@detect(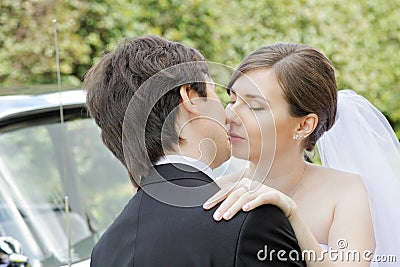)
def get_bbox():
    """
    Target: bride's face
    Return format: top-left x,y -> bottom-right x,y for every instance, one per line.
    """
226,68 -> 297,163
